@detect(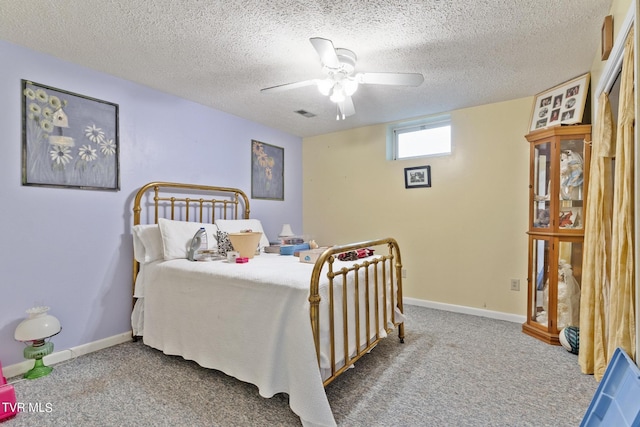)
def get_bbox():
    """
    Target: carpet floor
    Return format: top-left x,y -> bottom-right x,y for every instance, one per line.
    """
4,305 -> 598,426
